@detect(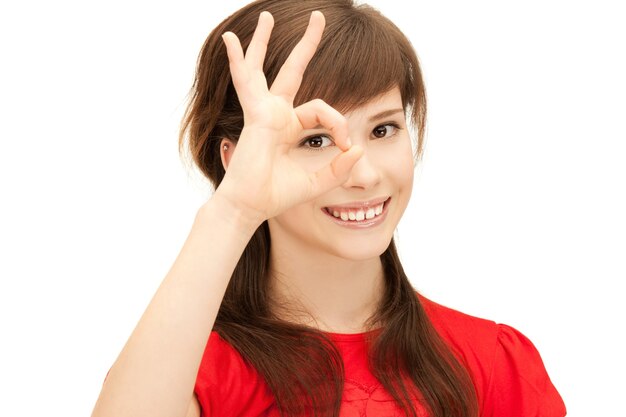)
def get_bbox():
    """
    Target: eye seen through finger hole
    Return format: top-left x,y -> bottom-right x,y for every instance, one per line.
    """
301,135 -> 334,151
